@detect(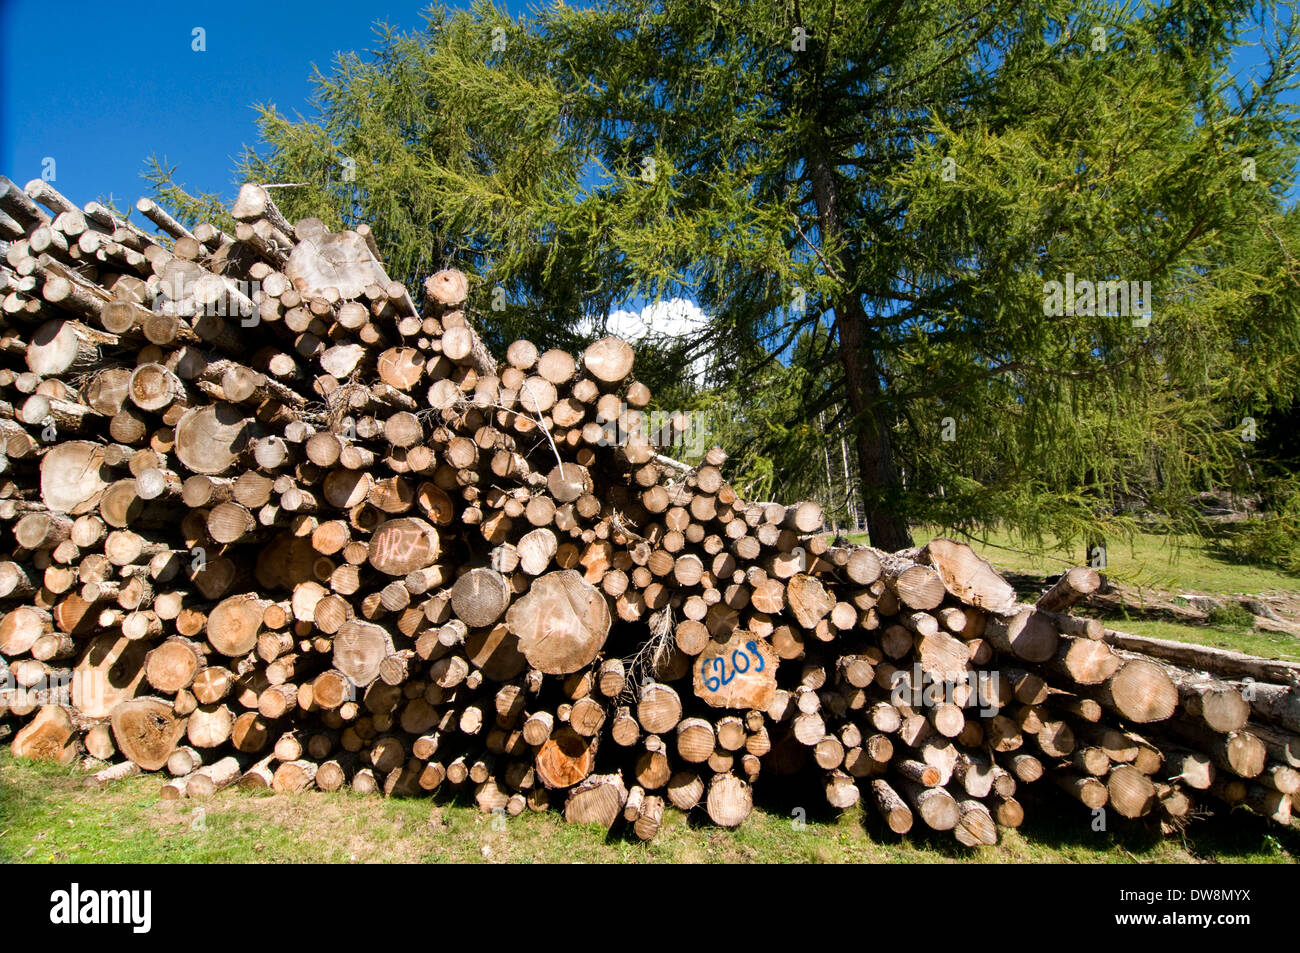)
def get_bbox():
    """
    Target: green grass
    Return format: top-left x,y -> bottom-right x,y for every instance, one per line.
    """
845,526 -> 1300,660
1103,618 -> 1300,659
0,754 -> 1296,864
901,525 -> 1300,596
5,525 -> 1299,865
